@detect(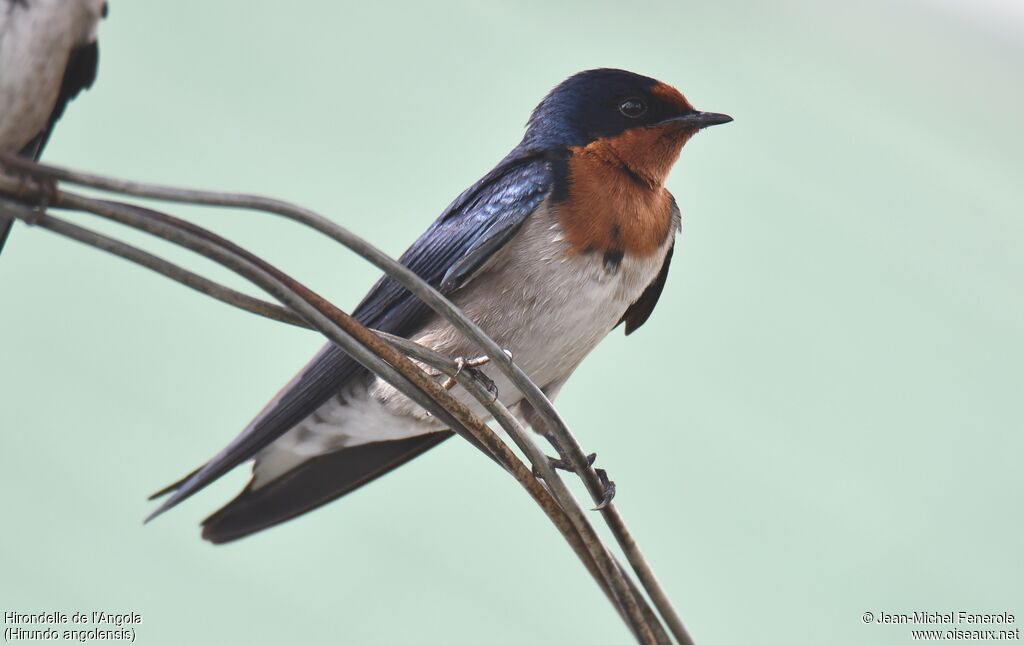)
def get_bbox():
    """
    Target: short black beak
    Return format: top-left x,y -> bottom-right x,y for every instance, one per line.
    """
656,111 -> 733,129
